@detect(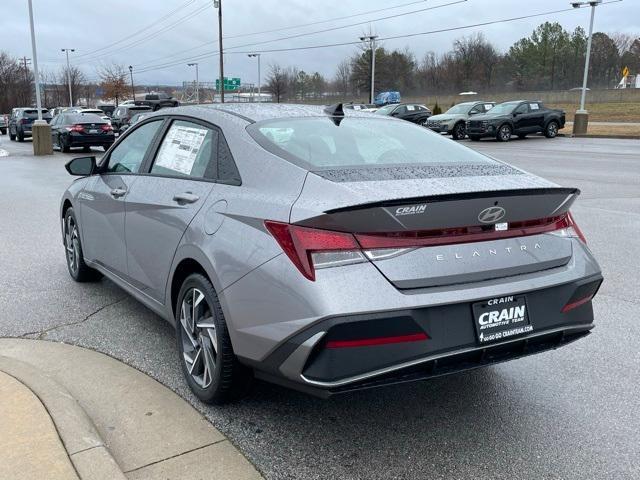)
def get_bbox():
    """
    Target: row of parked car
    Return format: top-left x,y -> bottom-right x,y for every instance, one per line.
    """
345,99 -> 566,142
